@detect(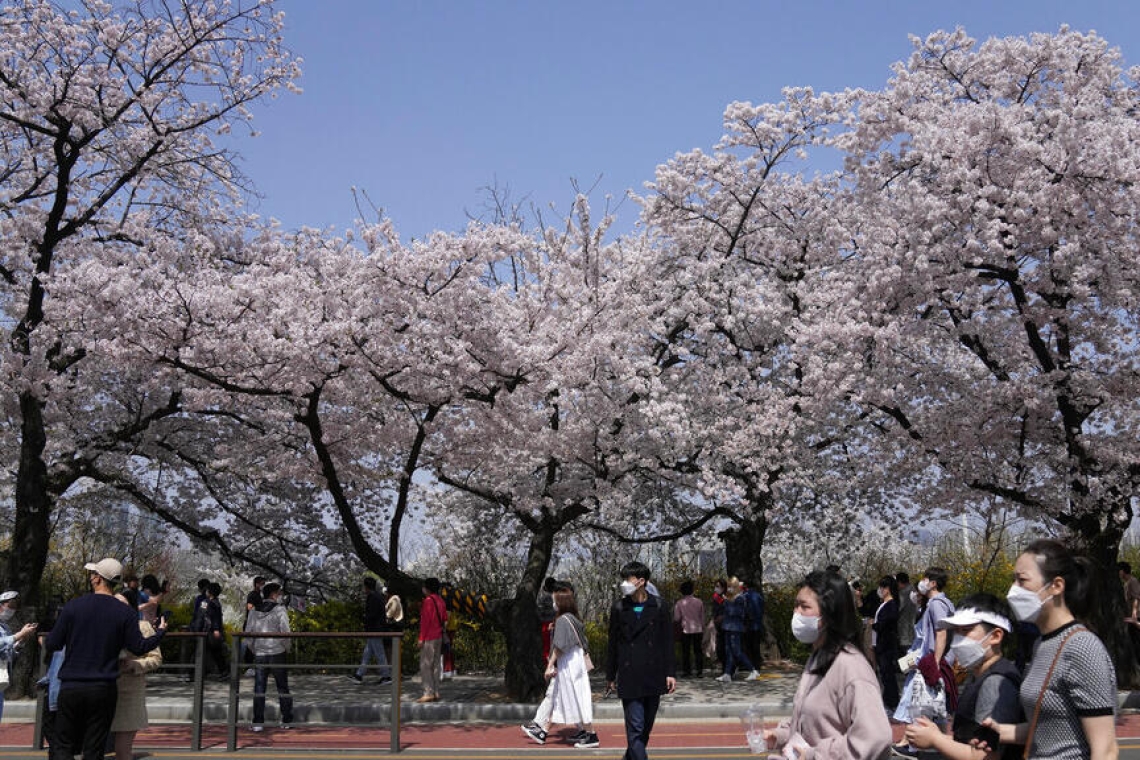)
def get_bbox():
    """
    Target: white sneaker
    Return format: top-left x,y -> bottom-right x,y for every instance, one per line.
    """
251,724 -> 264,733
715,673 -> 732,683
747,670 -> 762,681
